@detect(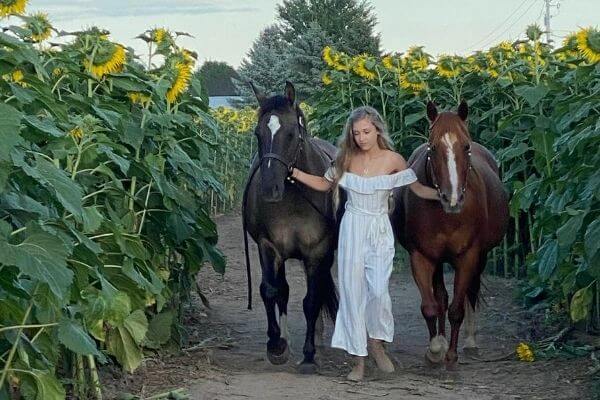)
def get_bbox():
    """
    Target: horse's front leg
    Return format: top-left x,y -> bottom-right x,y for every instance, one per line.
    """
433,264 -> 448,338
298,252 -> 334,374
410,251 -> 448,365
446,249 -> 479,369
258,240 -> 289,365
